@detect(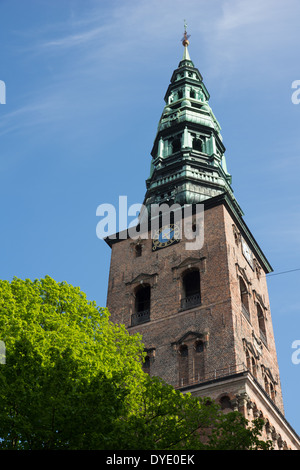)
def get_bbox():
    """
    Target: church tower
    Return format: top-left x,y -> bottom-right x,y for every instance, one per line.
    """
105,30 -> 300,450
